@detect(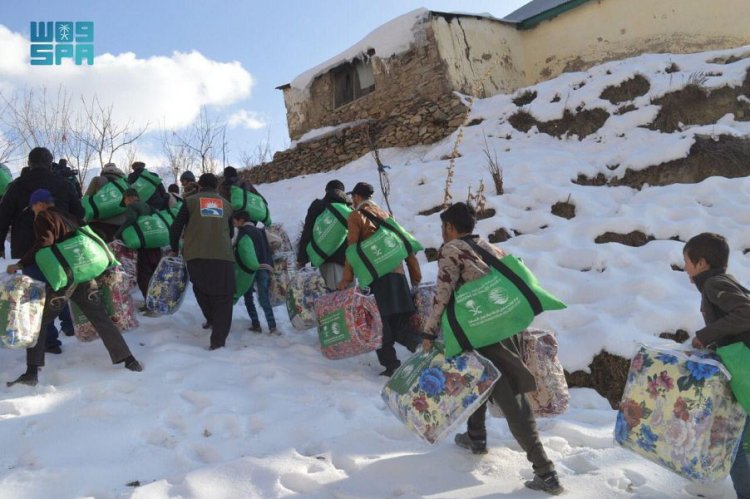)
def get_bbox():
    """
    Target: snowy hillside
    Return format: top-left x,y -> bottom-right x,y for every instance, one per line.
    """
2,46 -> 750,498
